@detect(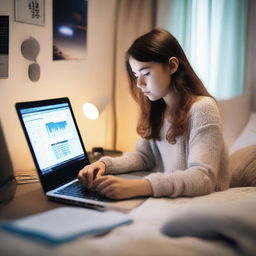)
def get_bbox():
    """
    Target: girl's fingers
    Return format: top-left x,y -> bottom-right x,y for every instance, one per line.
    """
96,168 -> 105,178
101,185 -> 115,197
78,161 -> 107,188
78,169 -> 87,186
94,176 -> 114,192
86,168 -> 98,188
78,167 -> 97,188
93,175 -> 116,186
